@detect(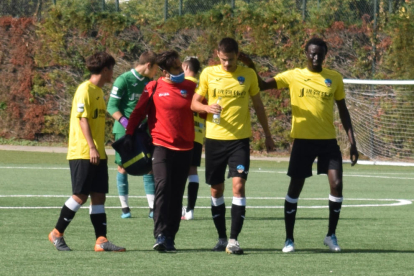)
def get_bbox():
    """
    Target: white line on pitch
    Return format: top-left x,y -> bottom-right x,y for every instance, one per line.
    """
1,166 -> 414,180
